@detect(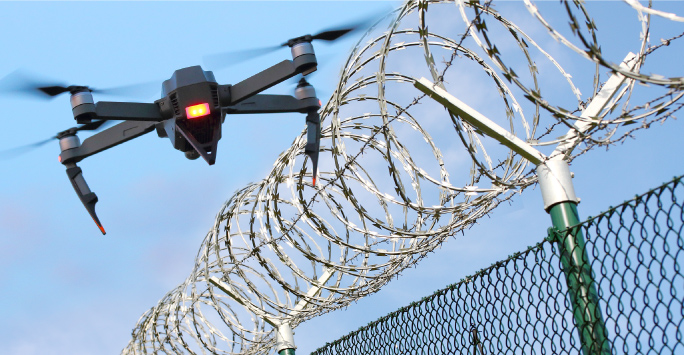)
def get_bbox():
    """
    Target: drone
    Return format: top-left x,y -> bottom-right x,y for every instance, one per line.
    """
0,22 -> 371,235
